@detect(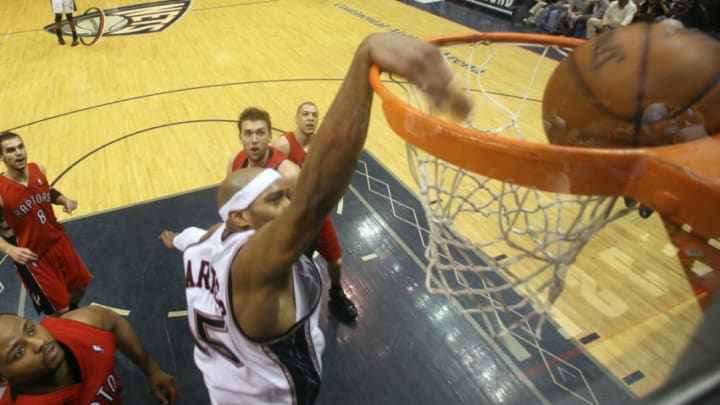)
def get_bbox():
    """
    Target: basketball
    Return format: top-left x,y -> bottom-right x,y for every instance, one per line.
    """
542,21 -> 720,147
